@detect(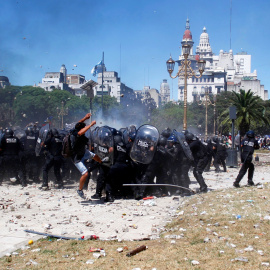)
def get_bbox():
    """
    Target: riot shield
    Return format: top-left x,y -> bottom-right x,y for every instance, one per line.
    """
35,123 -> 50,156
130,124 -> 159,164
91,127 -> 100,154
14,129 -> 26,140
172,129 -> 194,161
96,126 -> 114,167
85,128 -> 92,145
